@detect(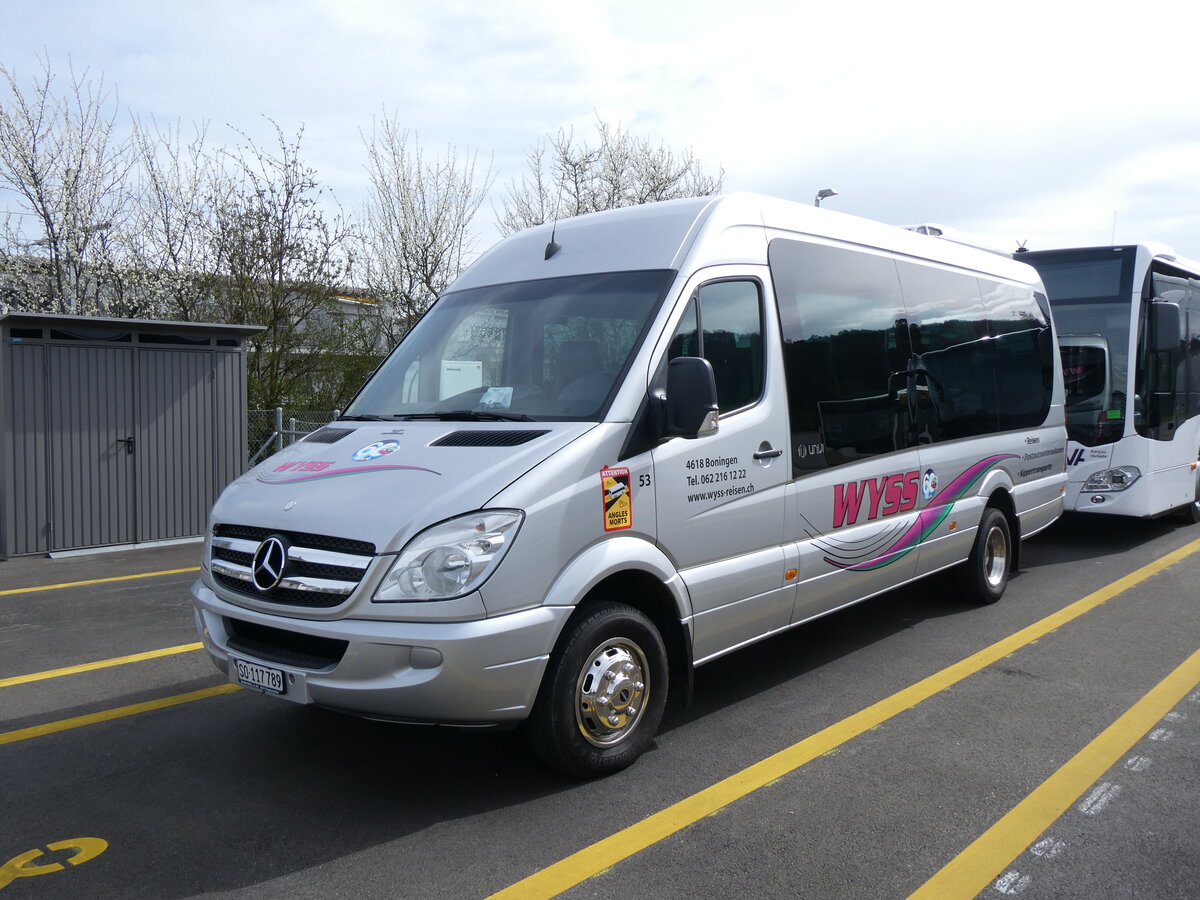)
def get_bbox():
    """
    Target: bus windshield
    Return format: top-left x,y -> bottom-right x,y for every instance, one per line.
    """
1019,248 -> 1135,446
343,270 -> 675,422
